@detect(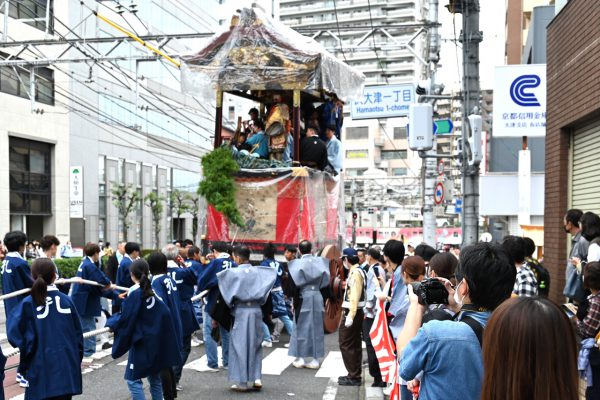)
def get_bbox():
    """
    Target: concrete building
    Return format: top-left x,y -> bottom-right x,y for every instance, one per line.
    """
1,1 -> 245,248
545,1 -> 600,301
505,0 -> 555,64
280,0 -> 428,229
